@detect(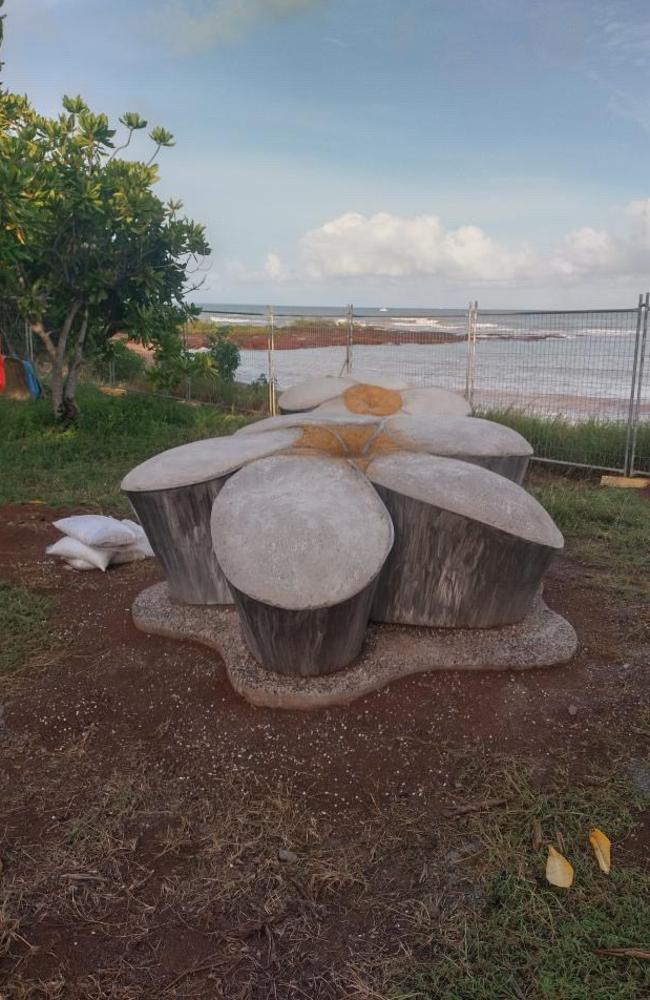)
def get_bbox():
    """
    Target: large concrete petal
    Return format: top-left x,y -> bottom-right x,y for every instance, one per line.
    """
121,429 -> 301,492
384,414 -> 533,482
211,453 -> 394,676
400,386 -> 472,418
212,453 -> 394,610
367,451 -> 562,628
121,430 -> 301,606
277,376 -> 357,413
234,412 -> 379,435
